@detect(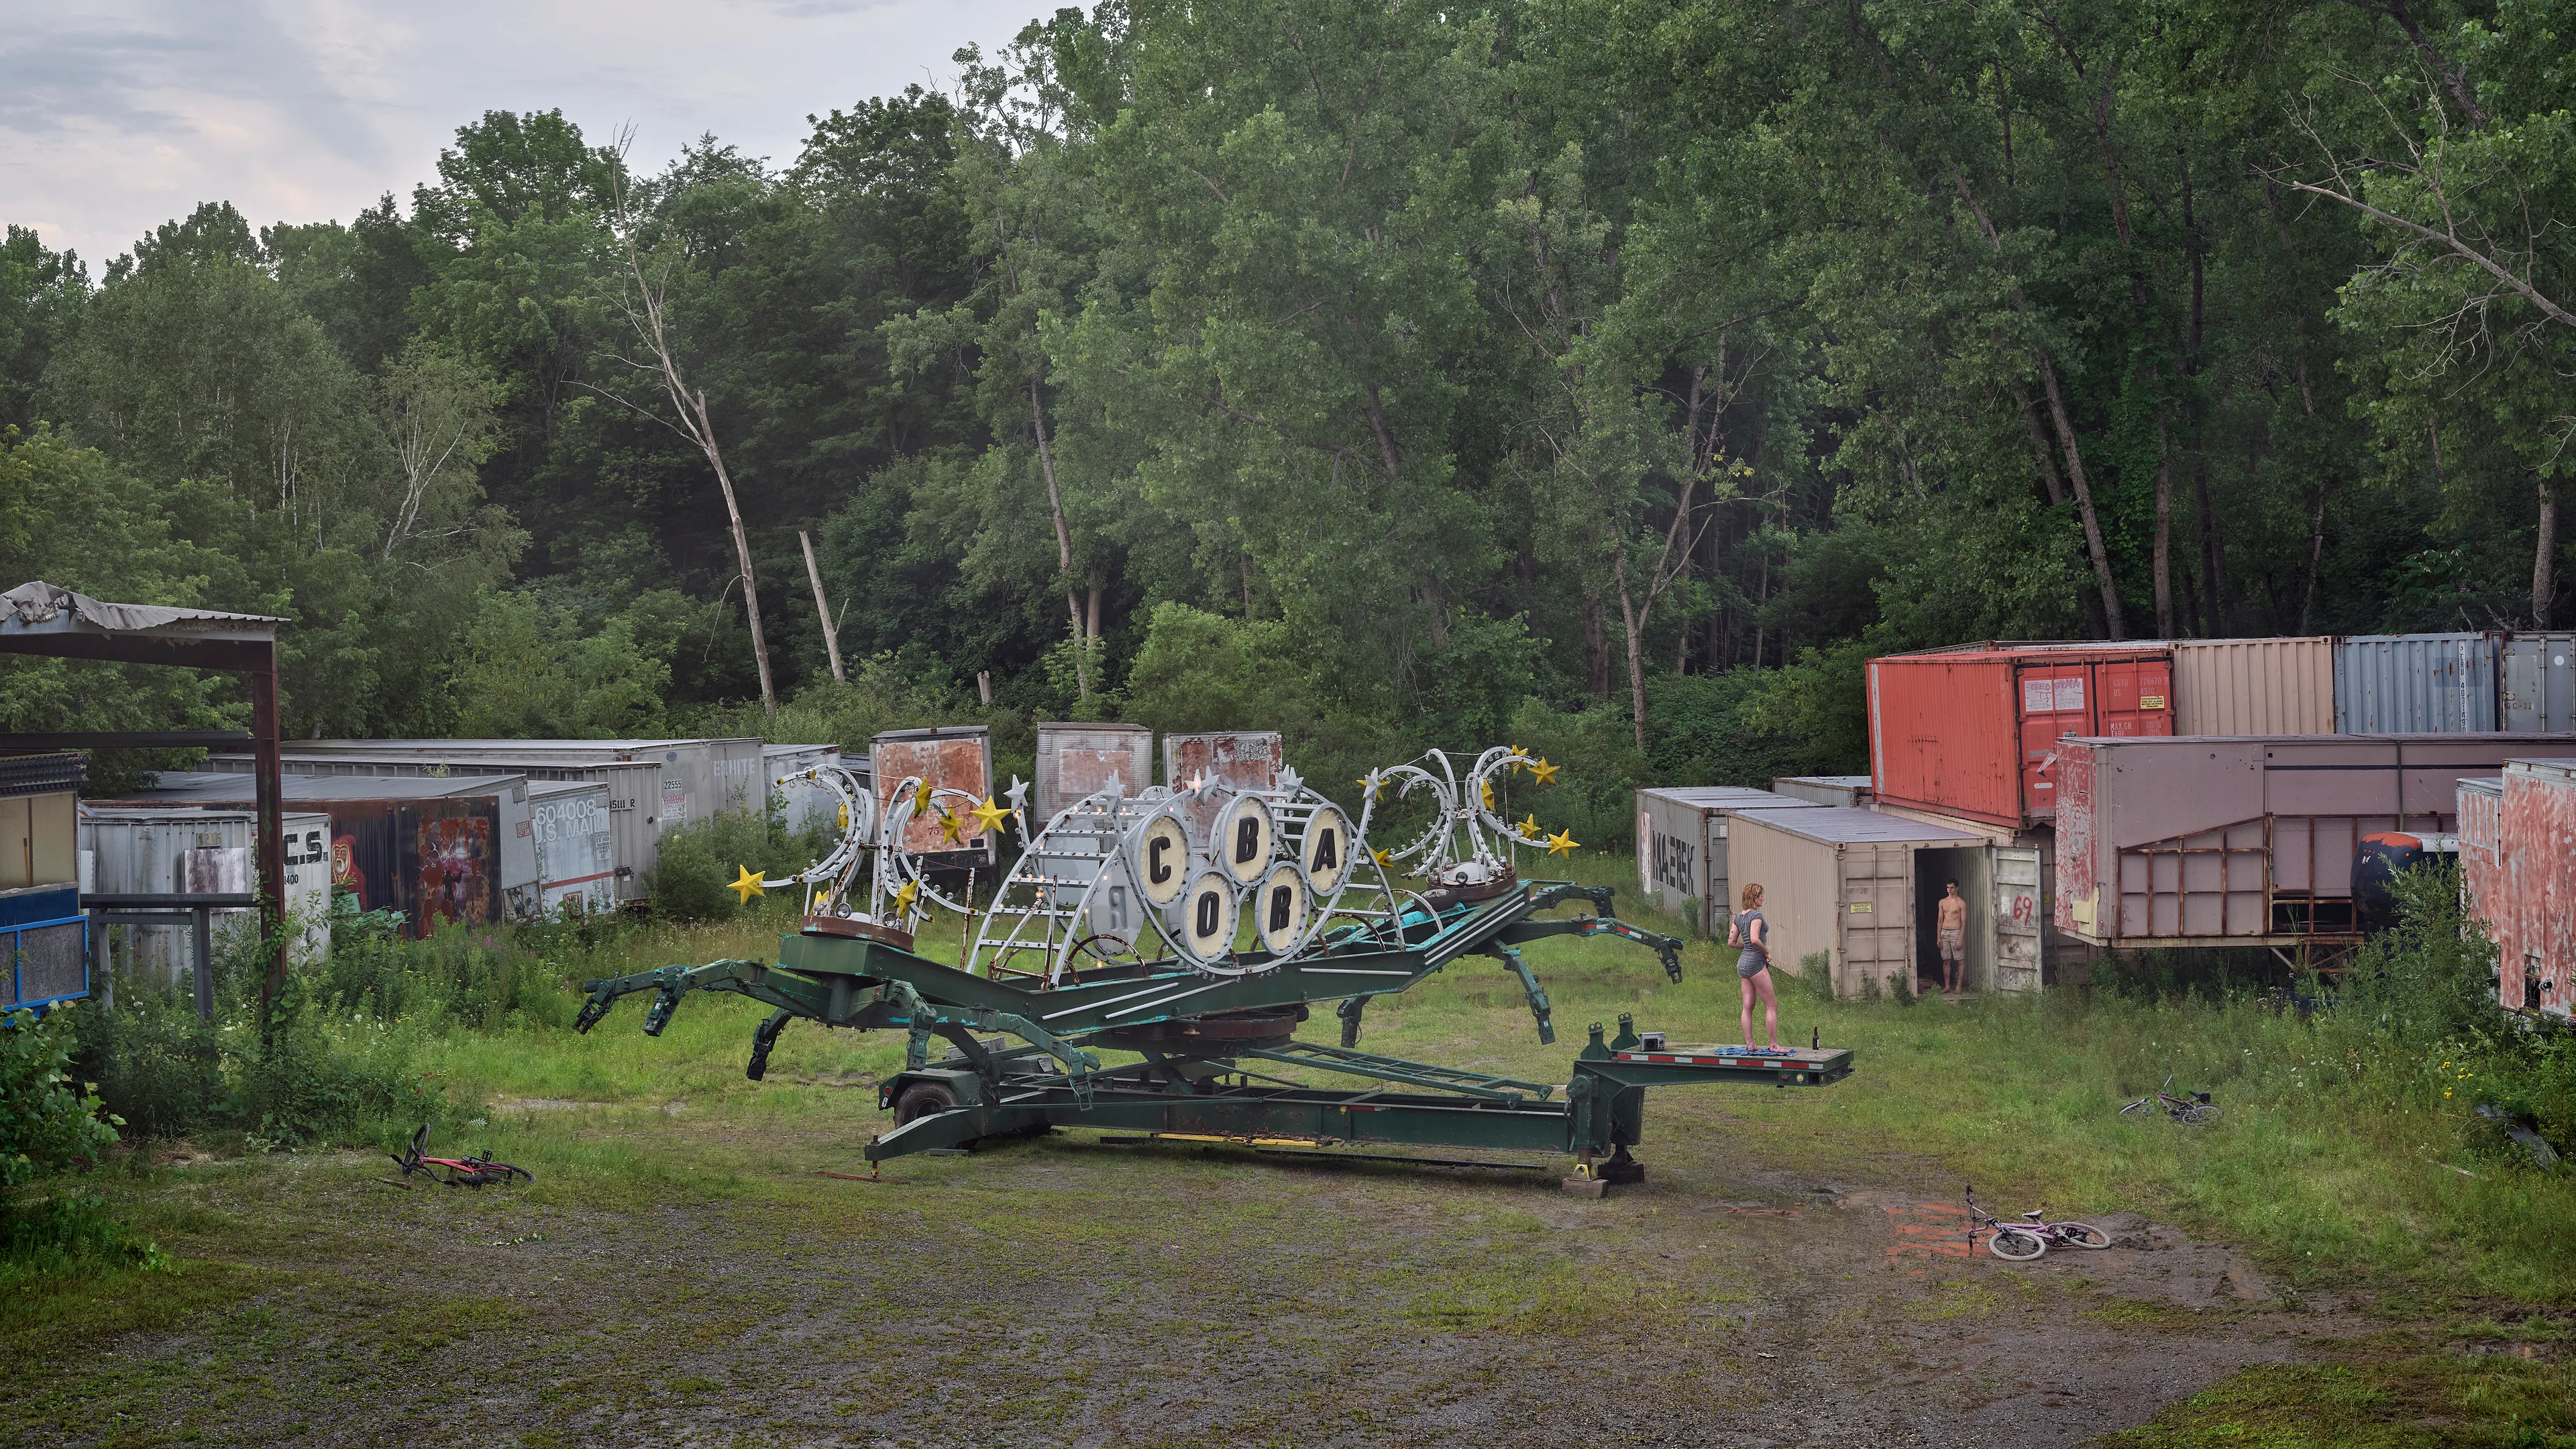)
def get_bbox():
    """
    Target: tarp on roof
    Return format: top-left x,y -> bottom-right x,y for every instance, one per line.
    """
1,580 -> 285,635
